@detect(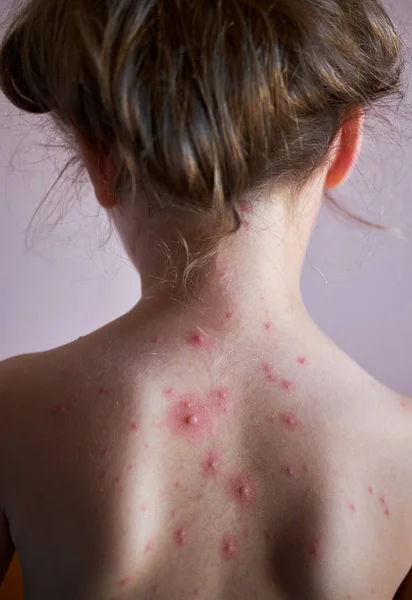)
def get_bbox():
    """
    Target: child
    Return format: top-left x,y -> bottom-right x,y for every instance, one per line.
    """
0,1 -> 411,599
